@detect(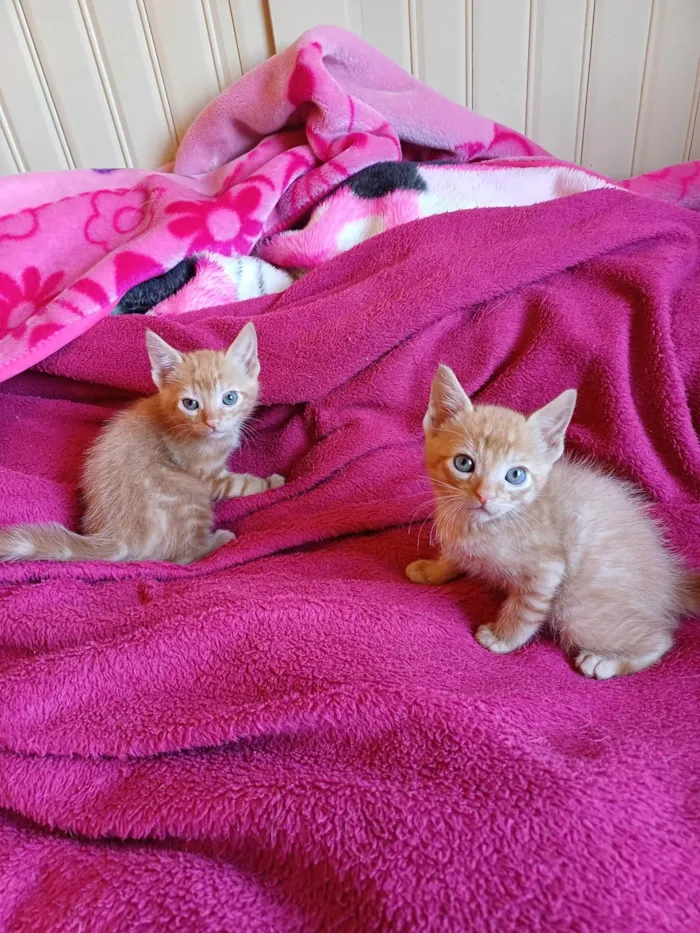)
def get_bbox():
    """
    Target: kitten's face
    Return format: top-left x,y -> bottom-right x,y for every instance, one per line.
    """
146,323 -> 260,443
426,406 -> 552,524
423,366 -> 576,526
